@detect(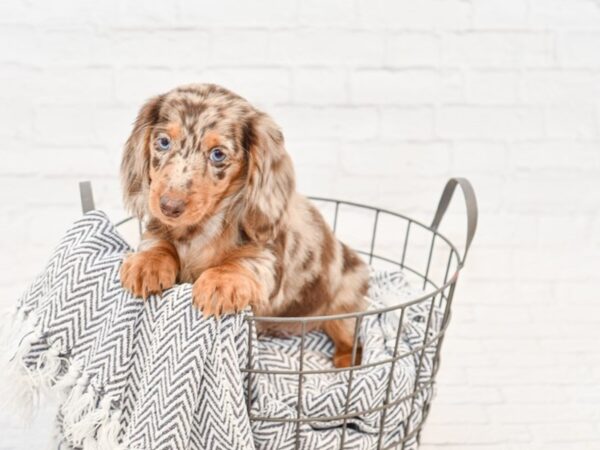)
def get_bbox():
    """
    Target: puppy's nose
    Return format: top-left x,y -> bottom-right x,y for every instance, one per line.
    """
159,195 -> 185,218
